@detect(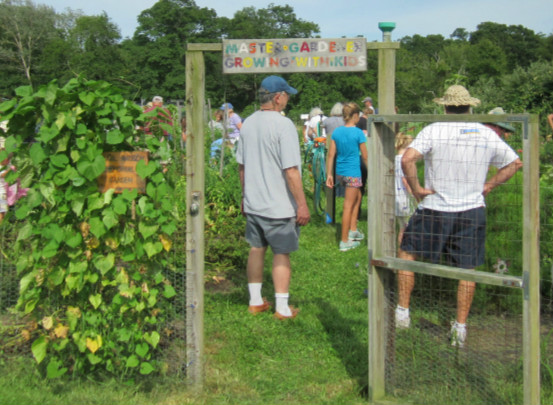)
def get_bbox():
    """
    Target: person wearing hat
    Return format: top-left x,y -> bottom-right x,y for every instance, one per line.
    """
219,102 -> 242,144
143,96 -> 173,137
362,96 -> 377,114
485,107 -> 516,139
395,85 -> 523,347
236,75 -> 310,320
